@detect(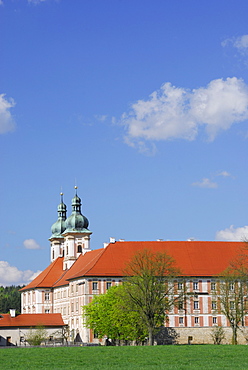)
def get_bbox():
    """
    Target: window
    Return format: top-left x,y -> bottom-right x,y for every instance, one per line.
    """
194,317 -> 199,324
106,282 -> 112,290
229,283 -> 234,291
71,284 -> 74,294
211,282 -> 216,291
77,245 -> 82,253
178,282 -> 183,290
179,317 -> 184,324
45,309 -> 50,313
45,292 -> 50,301
213,317 -> 217,324
71,303 -> 74,312
230,301 -> 235,309
92,282 -> 98,291
212,301 -> 217,310
193,301 -> 199,310
193,282 -> 198,290
178,301 -> 184,310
